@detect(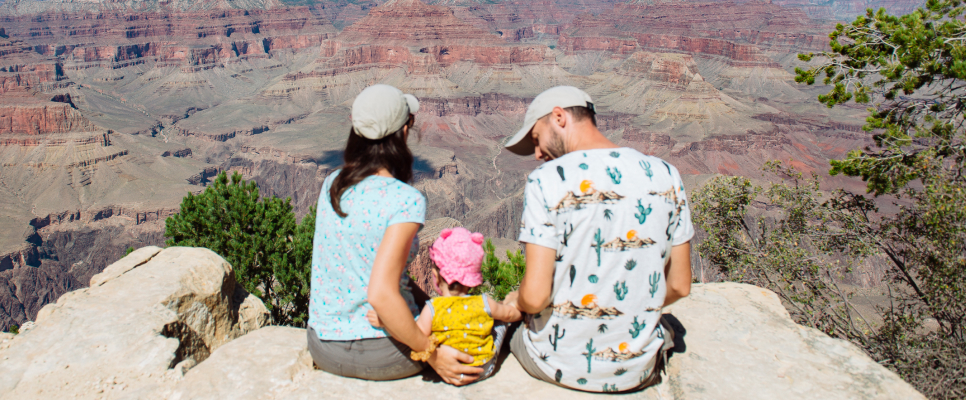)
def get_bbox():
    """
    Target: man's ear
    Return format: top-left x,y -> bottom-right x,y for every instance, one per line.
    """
550,106 -> 567,129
